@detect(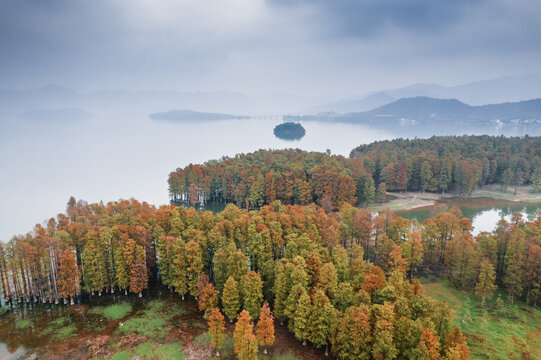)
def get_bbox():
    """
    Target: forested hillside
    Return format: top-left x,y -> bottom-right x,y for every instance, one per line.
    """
168,136 -> 541,211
